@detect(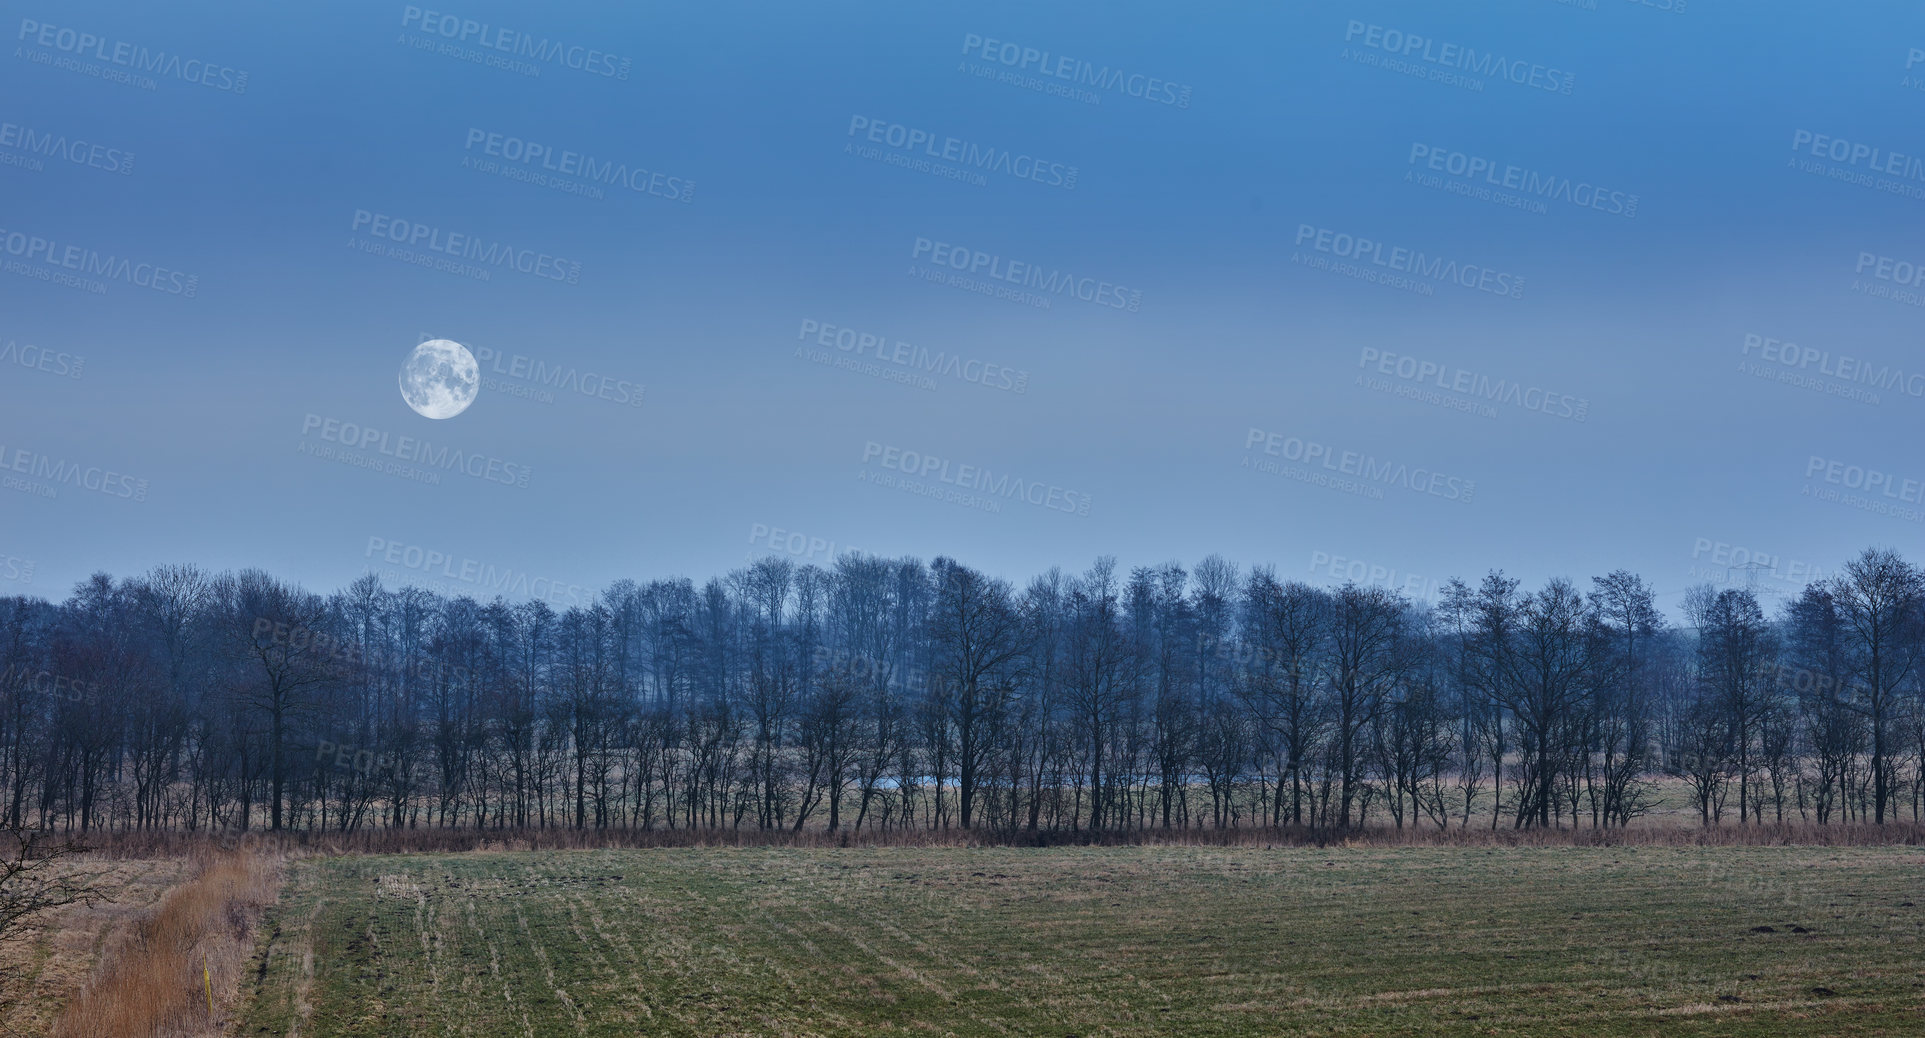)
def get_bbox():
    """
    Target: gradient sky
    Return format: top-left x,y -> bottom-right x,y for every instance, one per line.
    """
4,0 -> 1923,618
